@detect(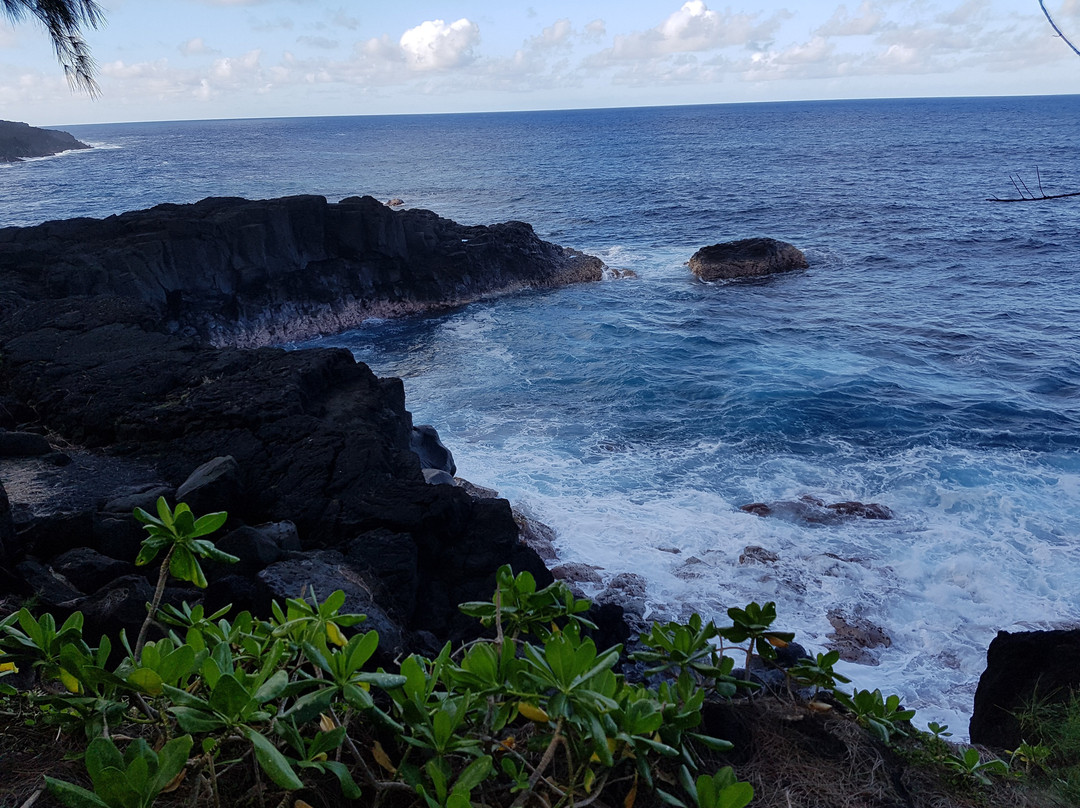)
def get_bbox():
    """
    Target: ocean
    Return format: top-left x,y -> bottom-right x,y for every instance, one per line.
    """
3,97 -> 1079,736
